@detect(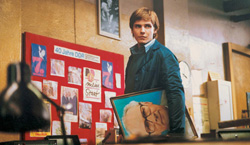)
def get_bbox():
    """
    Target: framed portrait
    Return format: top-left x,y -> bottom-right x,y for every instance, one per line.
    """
98,0 -> 121,40
110,88 -> 198,140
